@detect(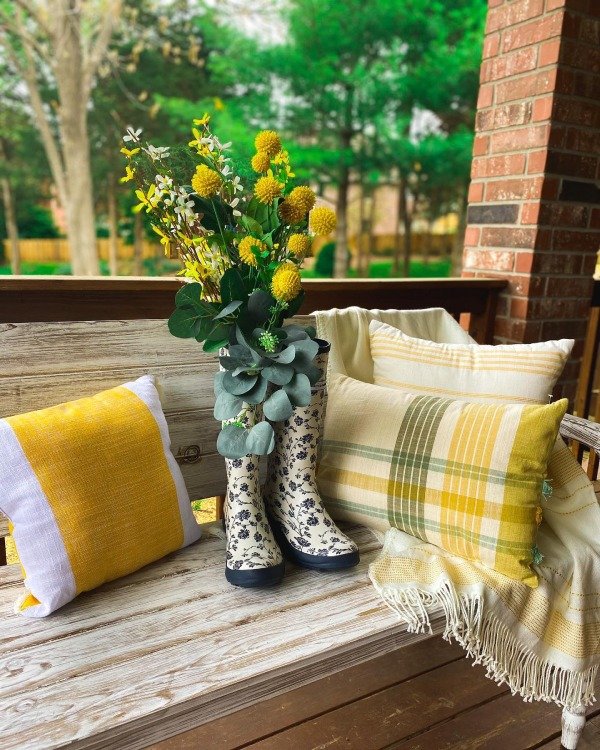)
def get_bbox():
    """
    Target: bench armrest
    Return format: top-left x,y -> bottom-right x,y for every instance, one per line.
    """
560,413 -> 600,453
